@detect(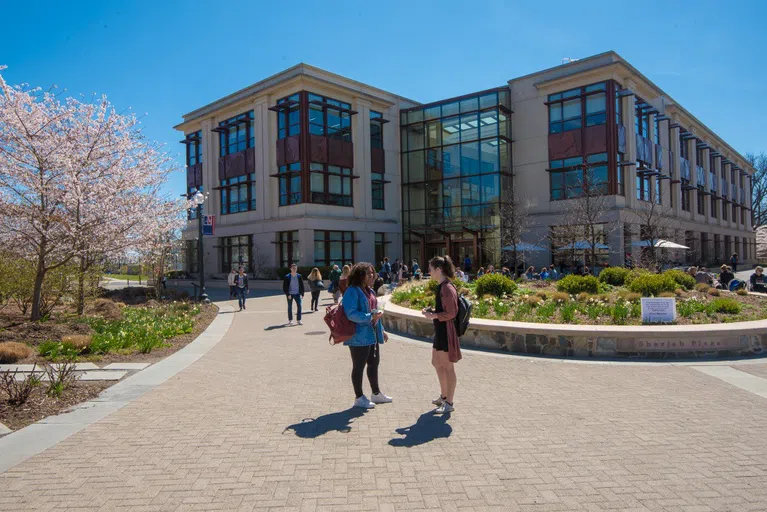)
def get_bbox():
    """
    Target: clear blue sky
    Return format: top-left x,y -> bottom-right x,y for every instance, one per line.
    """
2,0 -> 765,197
